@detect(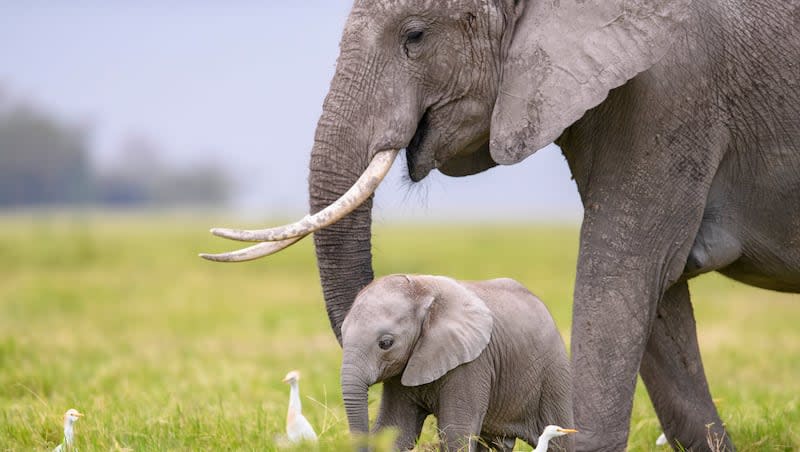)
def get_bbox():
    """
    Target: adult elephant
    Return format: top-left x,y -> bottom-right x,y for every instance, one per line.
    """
203,0 -> 800,450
